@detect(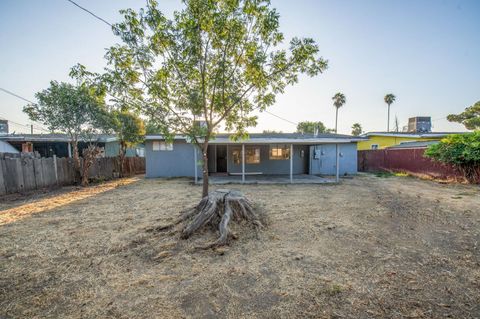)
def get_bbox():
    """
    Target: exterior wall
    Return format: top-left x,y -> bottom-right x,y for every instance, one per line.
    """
357,136 -> 440,150
227,145 -> 309,175
104,141 -> 144,157
145,140 -> 201,178
309,143 -> 358,175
